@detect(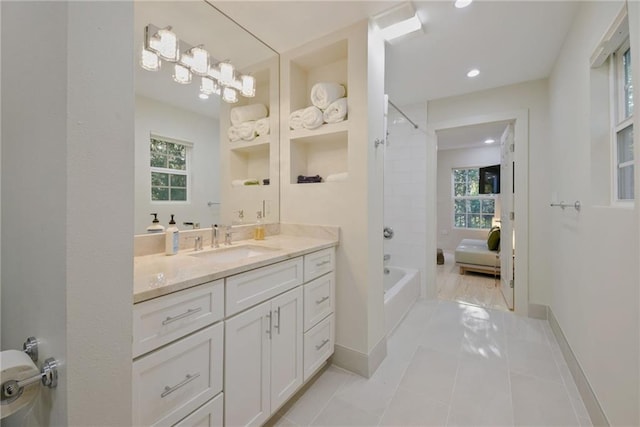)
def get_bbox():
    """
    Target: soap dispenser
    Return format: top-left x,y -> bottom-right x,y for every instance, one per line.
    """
253,211 -> 265,240
147,213 -> 165,234
165,214 -> 179,255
